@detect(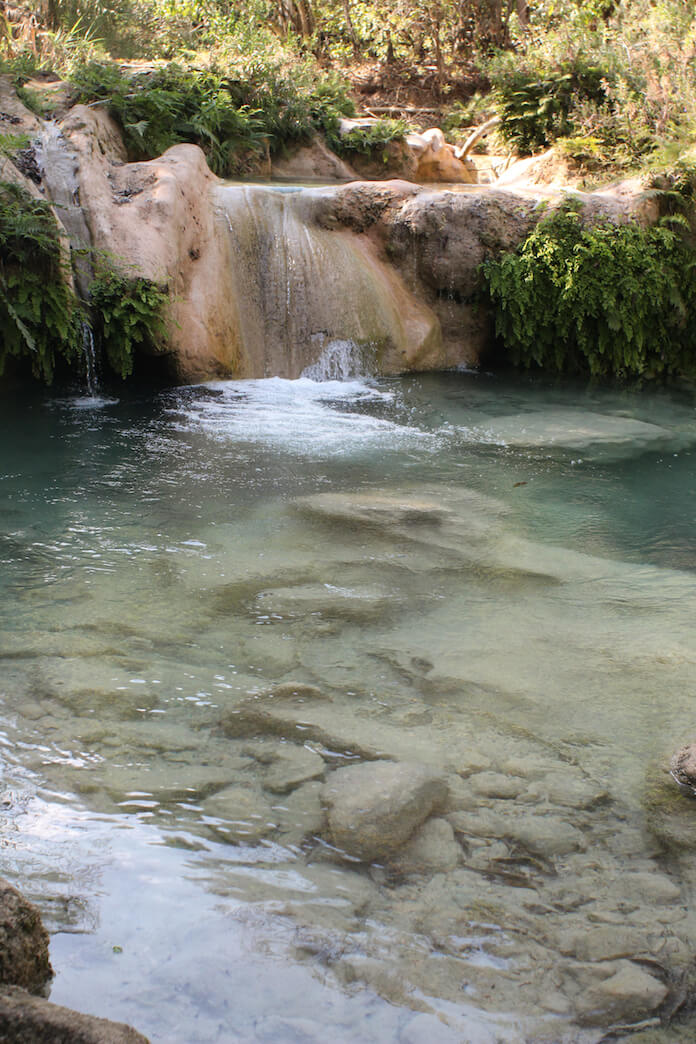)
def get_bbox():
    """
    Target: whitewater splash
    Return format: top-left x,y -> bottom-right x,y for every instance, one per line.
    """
170,375 -> 432,457
301,339 -> 372,381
